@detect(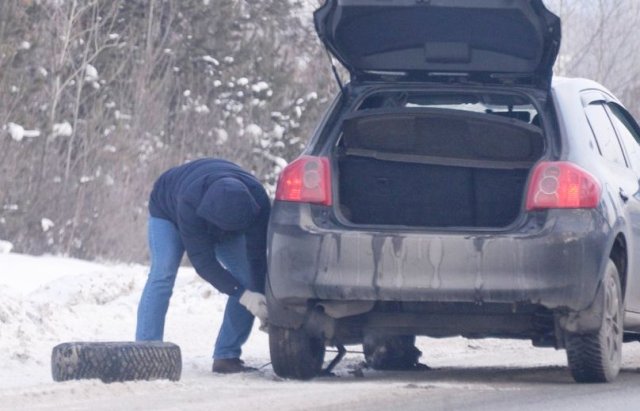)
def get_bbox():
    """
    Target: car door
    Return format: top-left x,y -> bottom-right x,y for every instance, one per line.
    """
581,93 -> 640,310
603,102 -> 640,311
